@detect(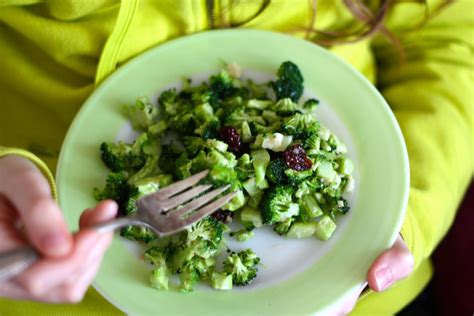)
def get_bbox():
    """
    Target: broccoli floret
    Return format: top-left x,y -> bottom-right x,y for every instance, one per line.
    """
186,217 -> 224,249
174,153 -> 193,179
100,133 -> 150,172
303,98 -> 319,112
271,61 -> 304,102
93,172 -> 139,215
128,155 -> 160,184
304,133 -> 321,156
282,113 -> 319,139
178,256 -> 216,292
294,175 -> 324,199
123,97 -> 159,130
273,217 -> 294,235
199,162 -> 241,193
251,149 -> 270,189
183,137 -> 229,157
94,170 -> 173,243
206,138 -> 229,153
195,119 -> 220,139
284,168 -> 313,186
262,110 -> 281,124
223,249 -> 260,286
249,121 -> 281,135
235,153 -> 254,181
210,69 -> 234,98
191,147 -> 238,173
260,185 -> 299,225
166,217 -> 225,292
121,225 -> 156,243
223,105 -> 266,128
335,197 -> 350,215
192,103 -> 221,139
158,142 -> 184,173
159,88 -> 215,136
158,88 -> 181,117
192,256 -> 216,280
272,98 -> 299,116
145,247 -> 171,290
179,264 -> 200,292
133,174 -> 173,196
247,79 -> 268,99
190,86 -> 216,107
182,136 -> 207,156
266,158 -> 288,184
